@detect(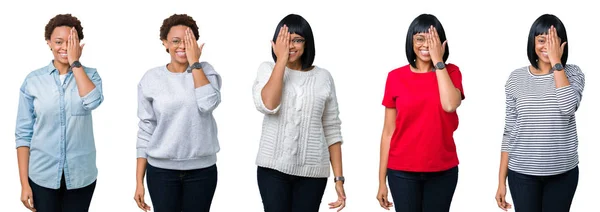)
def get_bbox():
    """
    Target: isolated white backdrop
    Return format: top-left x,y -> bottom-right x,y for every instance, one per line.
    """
0,0 -> 597,211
